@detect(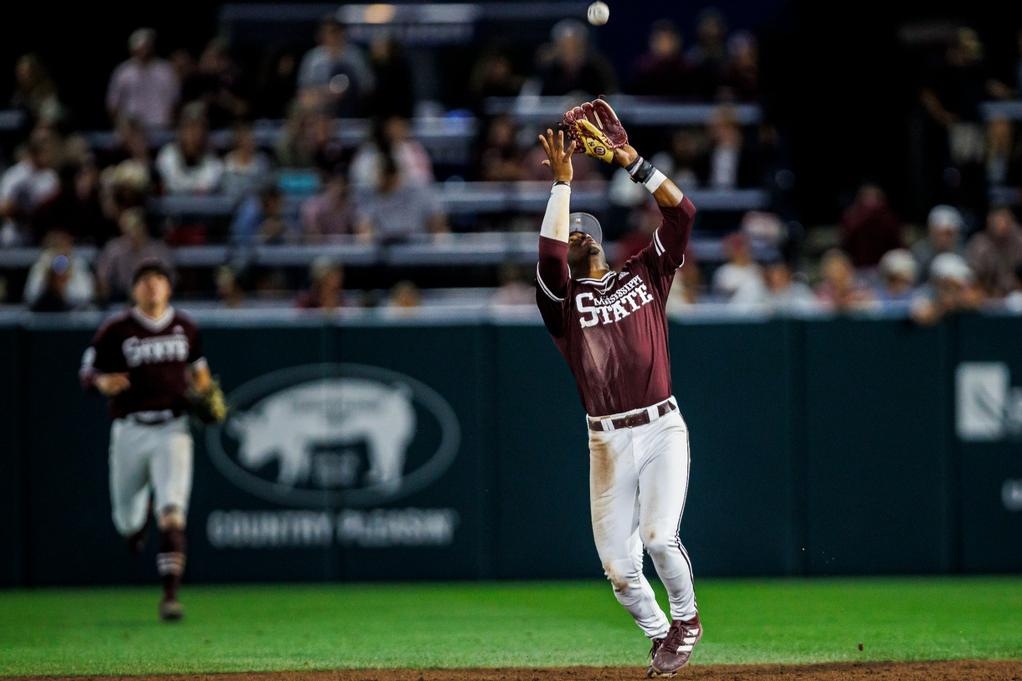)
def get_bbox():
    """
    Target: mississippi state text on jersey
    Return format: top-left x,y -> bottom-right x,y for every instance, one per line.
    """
536,198 -> 695,417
